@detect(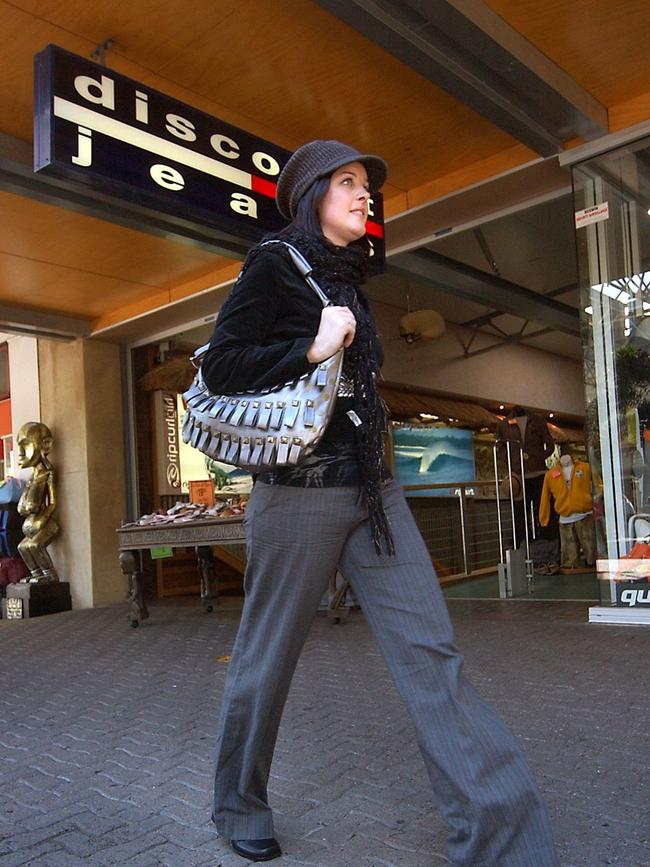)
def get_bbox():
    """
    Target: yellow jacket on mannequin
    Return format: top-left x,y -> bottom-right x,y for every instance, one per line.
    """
539,461 -> 593,526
